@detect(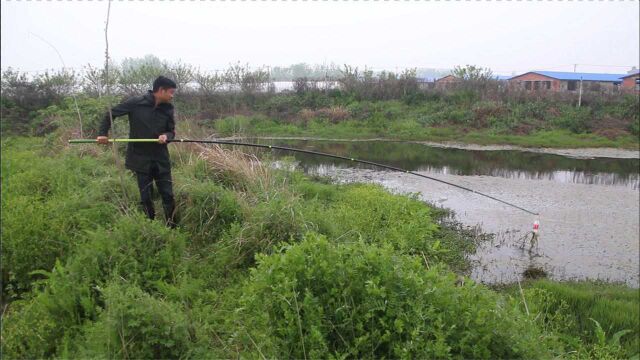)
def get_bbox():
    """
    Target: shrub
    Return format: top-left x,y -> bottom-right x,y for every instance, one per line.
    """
213,115 -> 251,136
471,101 -> 506,128
32,96 -> 119,137
386,119 -> 422,137
549,106 -> 592,133
176,180 -> 244,244
402,91 -> 427,106
519,101 -> 548,120
307,184 -> 477,271
345,101 -> 372,119
446,108 -> 473,125
75,215 -> 187,291
630,117 -> 640,136
239,235 -> 549,359
298,90 -> 332,110
261,94 -> 300,118
76,282 -> 193,359
217,189 -> 310,269
1,283 -> 68,359
1,143 -> 122,296
446,89 -> 478,105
